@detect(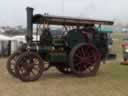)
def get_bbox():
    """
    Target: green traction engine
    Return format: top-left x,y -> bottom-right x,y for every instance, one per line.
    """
7,7 -> 114,82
